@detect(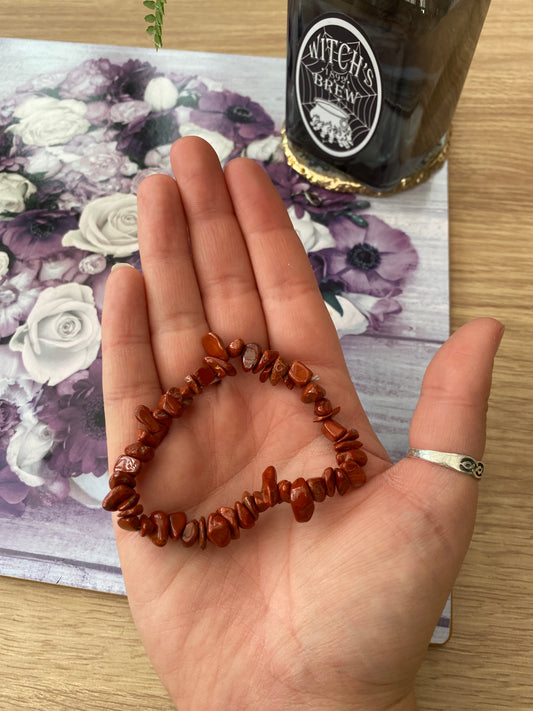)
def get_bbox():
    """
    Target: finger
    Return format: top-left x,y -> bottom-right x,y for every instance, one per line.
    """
385,318 -> 503,553
101,264 -> 160,460
409,317 -> 504,459
225,156 -> 389,461
224,156 -> 344,368
136,172 -> 207,389
169,137 -> 267,345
